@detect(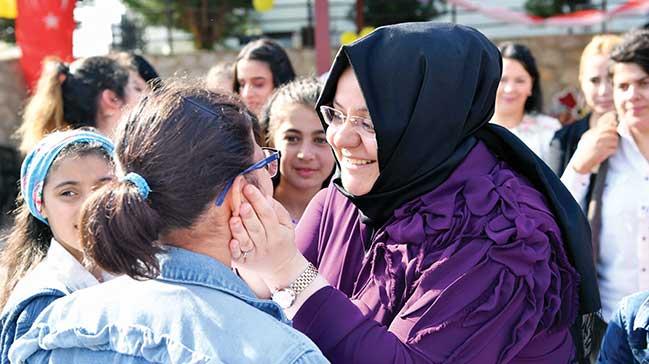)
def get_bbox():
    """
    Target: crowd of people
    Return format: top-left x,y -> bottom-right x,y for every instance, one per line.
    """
0,21 -> 647,363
